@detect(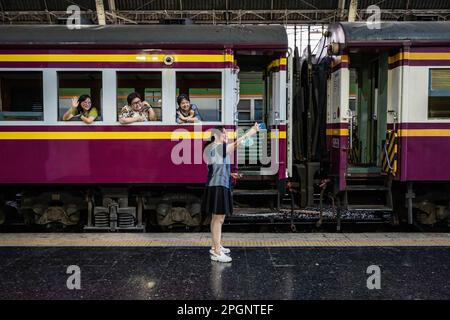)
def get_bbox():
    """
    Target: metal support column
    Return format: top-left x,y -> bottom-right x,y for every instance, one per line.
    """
348,0 -> 358,22
95,0 -> 106,25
